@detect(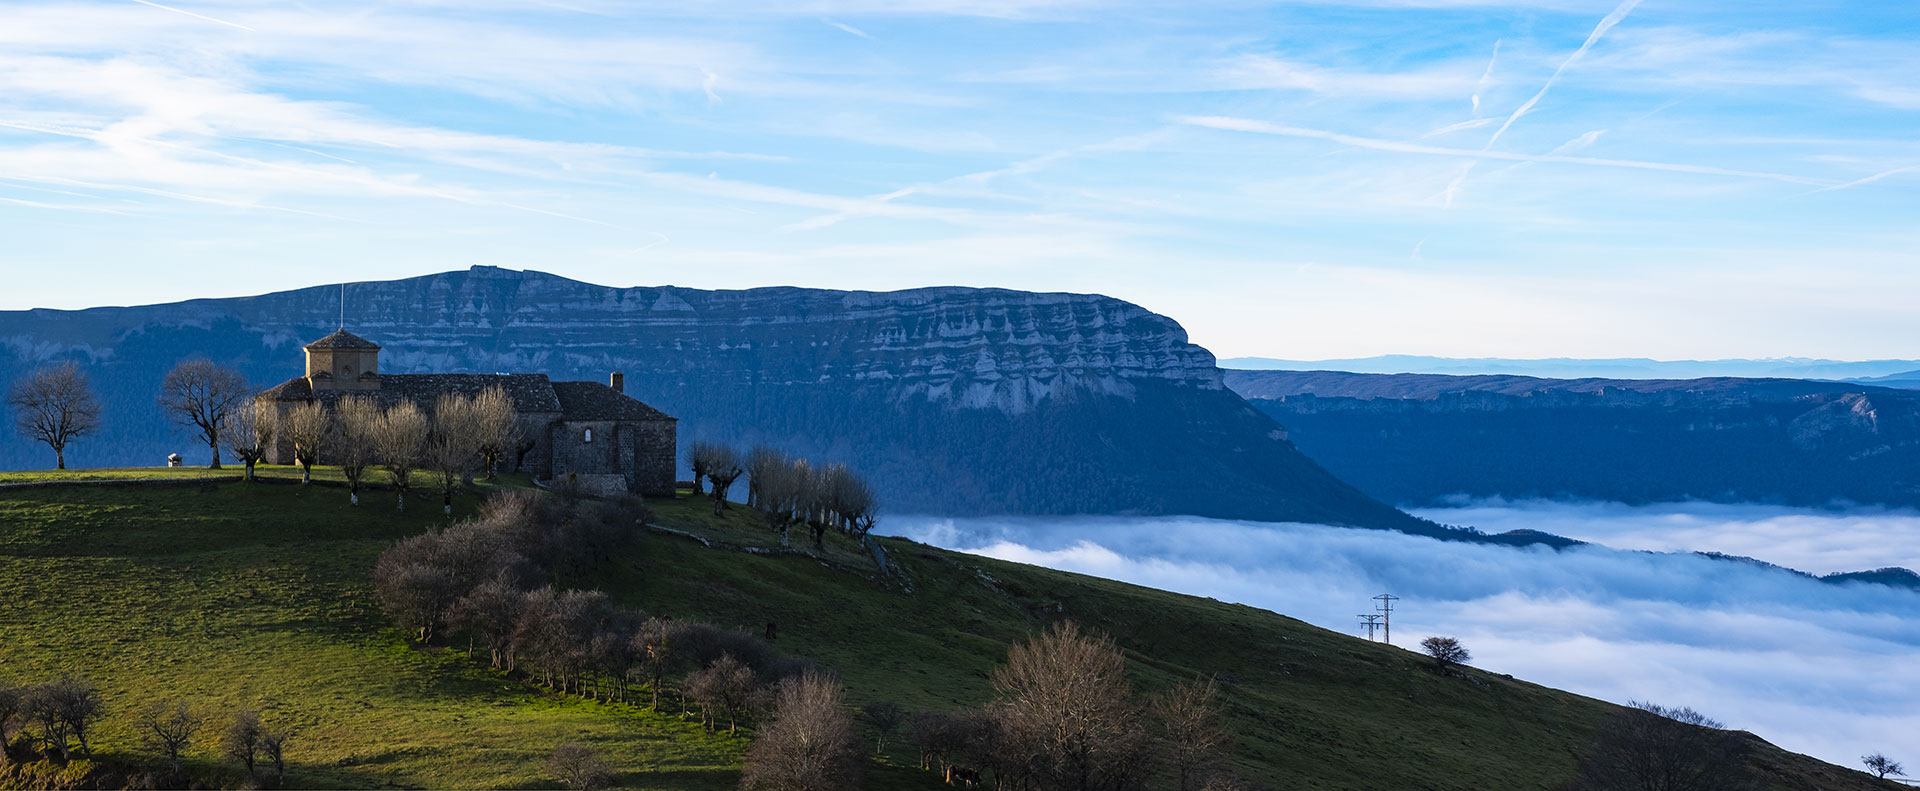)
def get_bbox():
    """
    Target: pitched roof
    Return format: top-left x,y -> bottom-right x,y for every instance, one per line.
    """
259,373 -> 672,423
551,380 -> 674,422
304,329 -> 381,350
